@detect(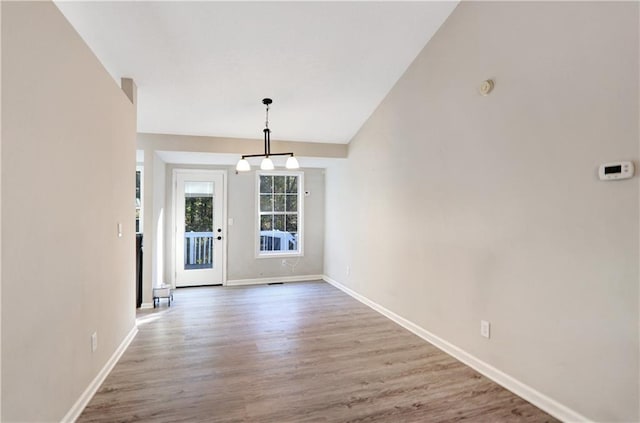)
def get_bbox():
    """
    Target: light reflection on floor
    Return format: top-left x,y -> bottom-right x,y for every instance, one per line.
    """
135,306 -> 171,326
